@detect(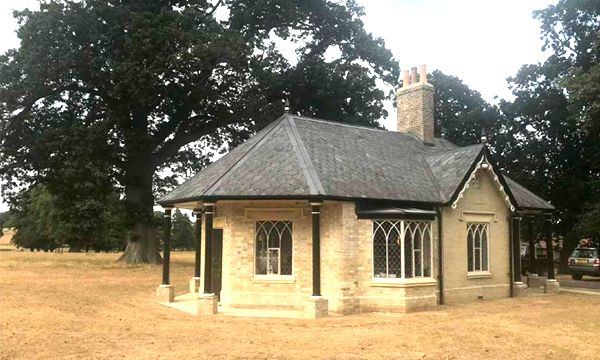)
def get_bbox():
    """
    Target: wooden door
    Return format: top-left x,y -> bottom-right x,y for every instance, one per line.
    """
211,229 -> 223,300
